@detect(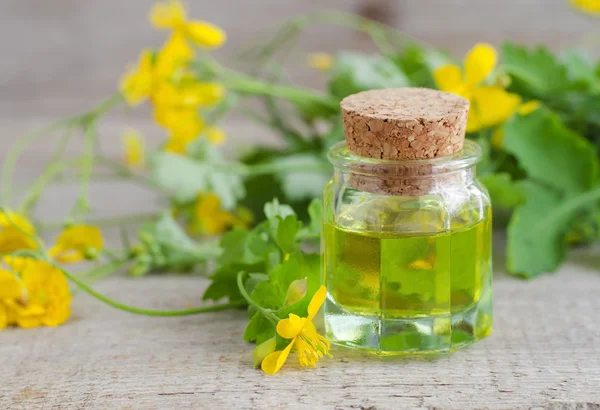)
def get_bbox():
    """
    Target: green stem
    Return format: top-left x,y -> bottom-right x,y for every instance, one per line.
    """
37,212 -> 161,232
1,93 -> 123,208
59,264 -> 246,316
19,130 -> 76,214
225,73 -> 338,110
236,271 -> 278,325
535,185 -> 600,234
94,156 -> 160,190
238,160 -> 331,177
1,119 -> 73,206
70,122 -> 97,220
198,57 -> 338,111
72,259 -> 128,295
